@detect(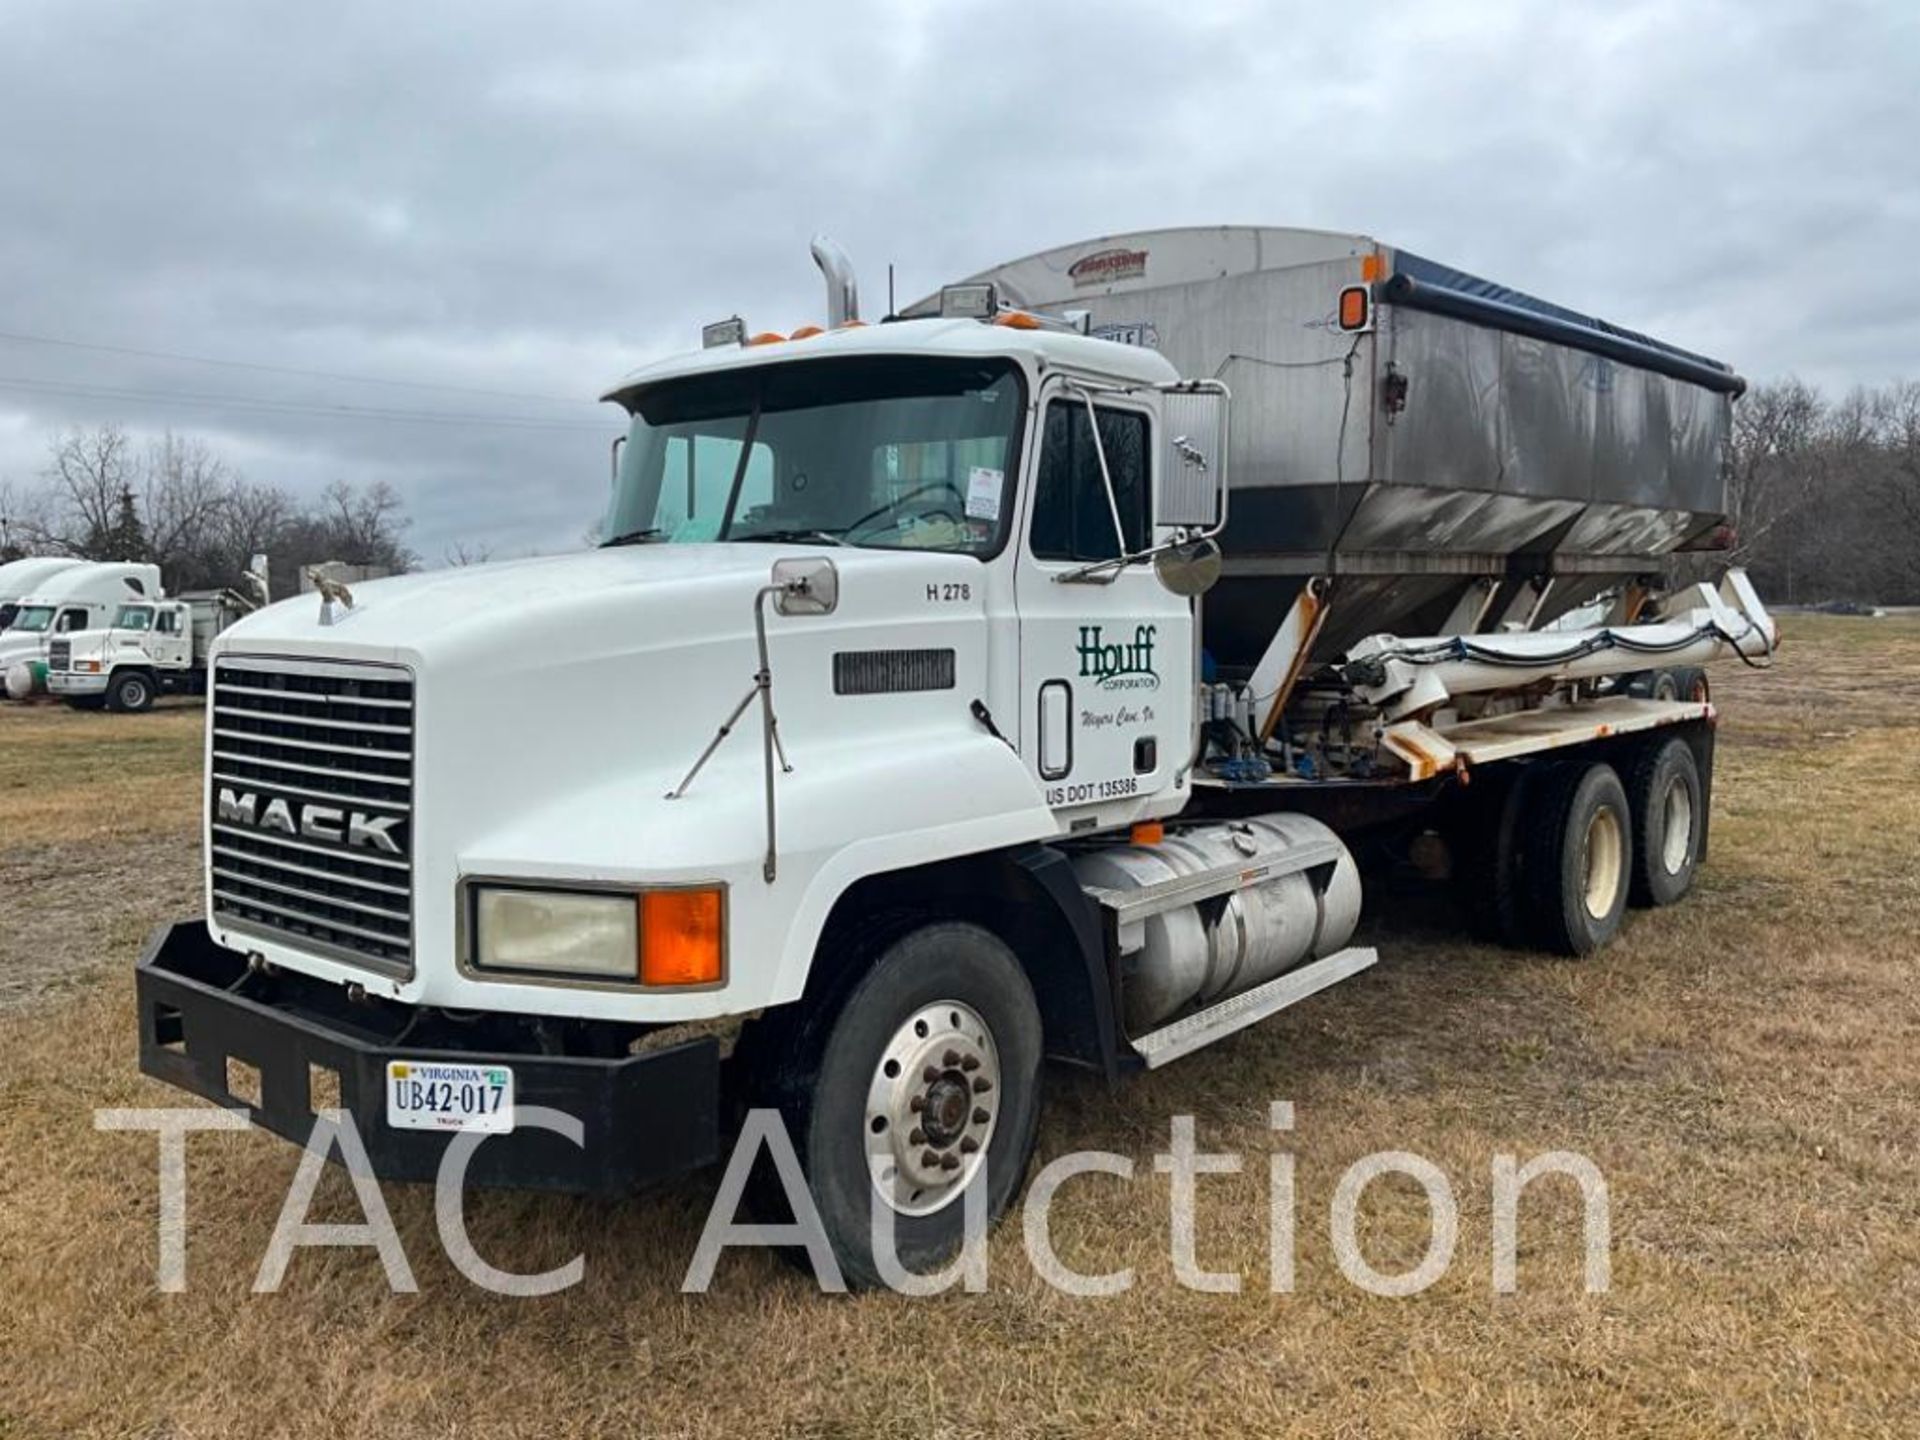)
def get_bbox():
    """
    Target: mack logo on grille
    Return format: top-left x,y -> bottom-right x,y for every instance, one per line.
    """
217,787 -> 405,854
